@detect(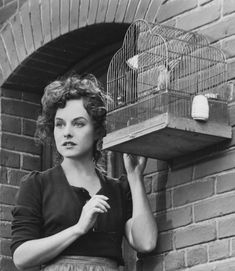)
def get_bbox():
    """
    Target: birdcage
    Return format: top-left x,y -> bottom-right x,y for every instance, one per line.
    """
103,20 -> 232,160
